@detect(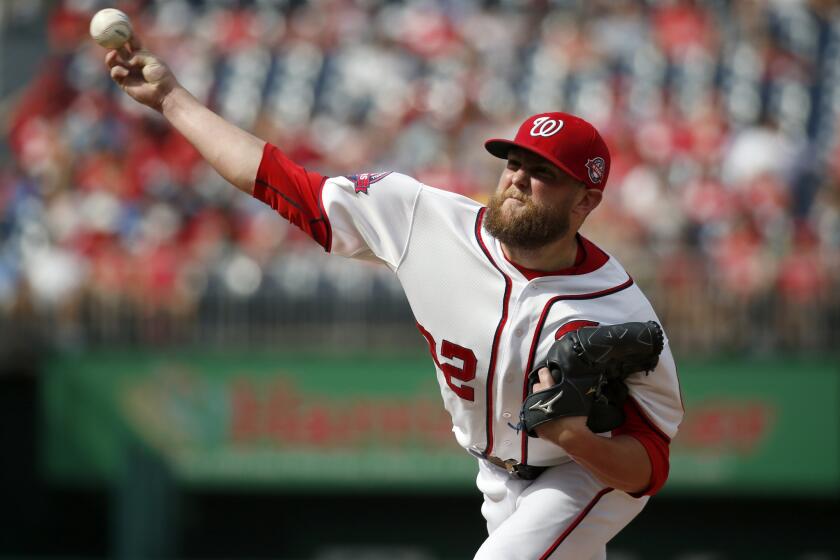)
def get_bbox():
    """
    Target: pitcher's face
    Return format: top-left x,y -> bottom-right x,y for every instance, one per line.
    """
485,148 -> 586,249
